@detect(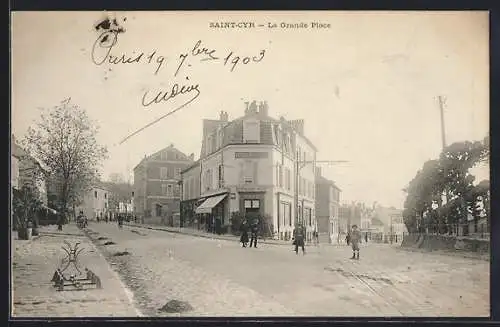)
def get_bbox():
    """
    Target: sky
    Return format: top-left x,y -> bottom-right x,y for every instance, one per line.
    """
11,11 -> 489,209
